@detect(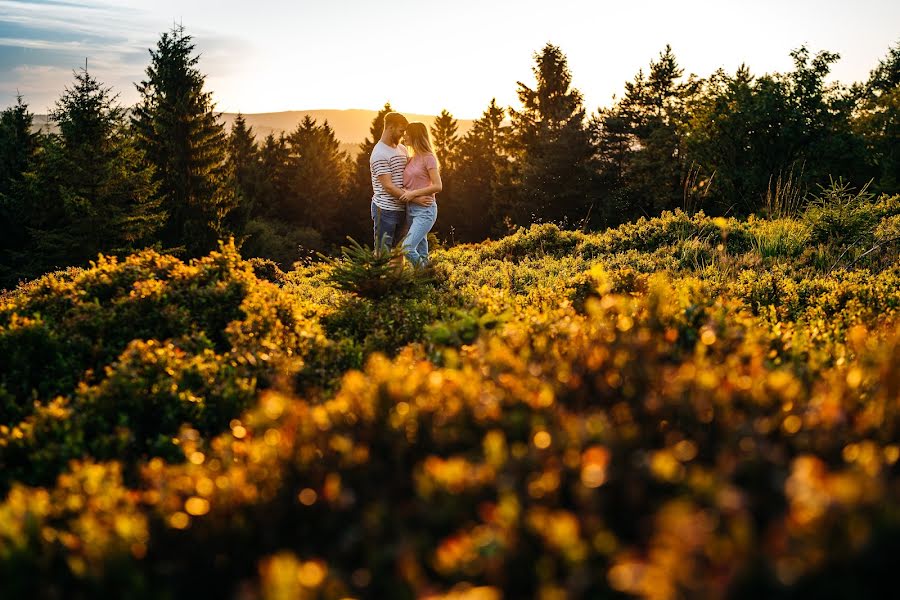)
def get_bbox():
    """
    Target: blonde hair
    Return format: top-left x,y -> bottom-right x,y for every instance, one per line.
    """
404,122 -> 440,168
